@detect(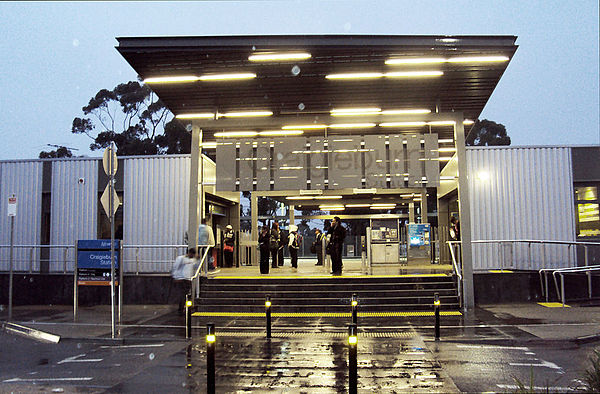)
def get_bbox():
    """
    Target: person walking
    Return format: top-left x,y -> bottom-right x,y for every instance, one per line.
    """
288,224 -> 300,270
170,248 -> 197,313
258,225 -> 270,274
313,228 -> 324,266
327,216 -> 346,276
270,222 -> 280,269
223,224 -> 235,268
